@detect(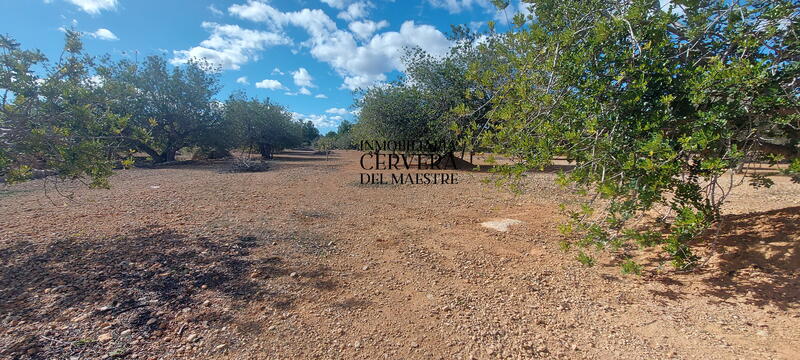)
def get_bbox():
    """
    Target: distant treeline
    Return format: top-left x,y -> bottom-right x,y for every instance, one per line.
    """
0,31 -> 318,188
